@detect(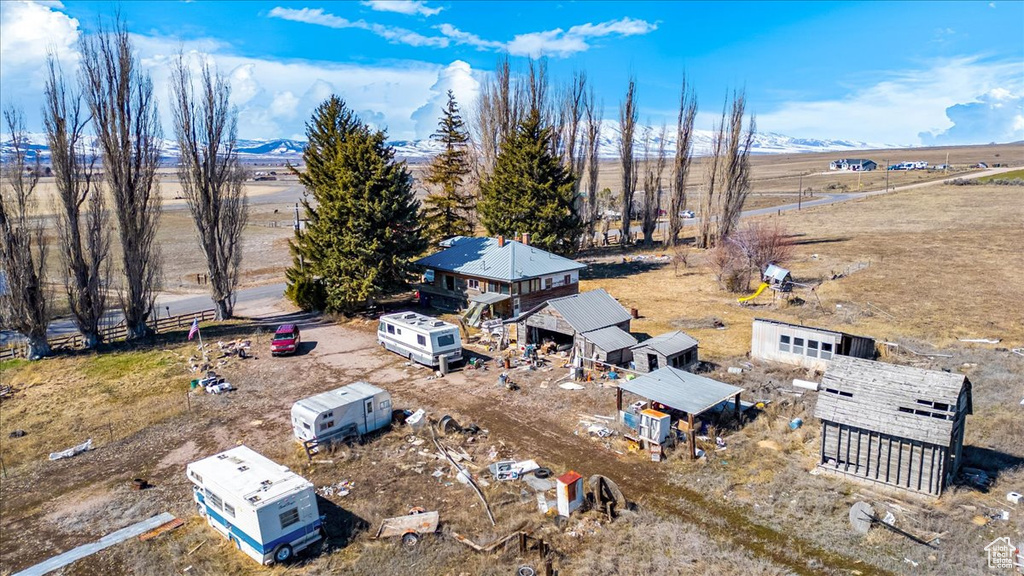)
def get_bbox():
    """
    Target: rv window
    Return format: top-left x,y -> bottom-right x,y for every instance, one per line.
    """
378,322 -> 384,333
205,489 -> 224,511
191,471 -> 203,483
779,335 -> 791,352
303,422 -> 311,430
381,399 -> 391,409
319,421 -> 334,431
417,334 -> 426,346
279,508 -> 300,529
224,503 -> 235,517
396,328 -> 402,335
387,323 -> 395,334
437,334 -> 455,347
366,400 -> 373,415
